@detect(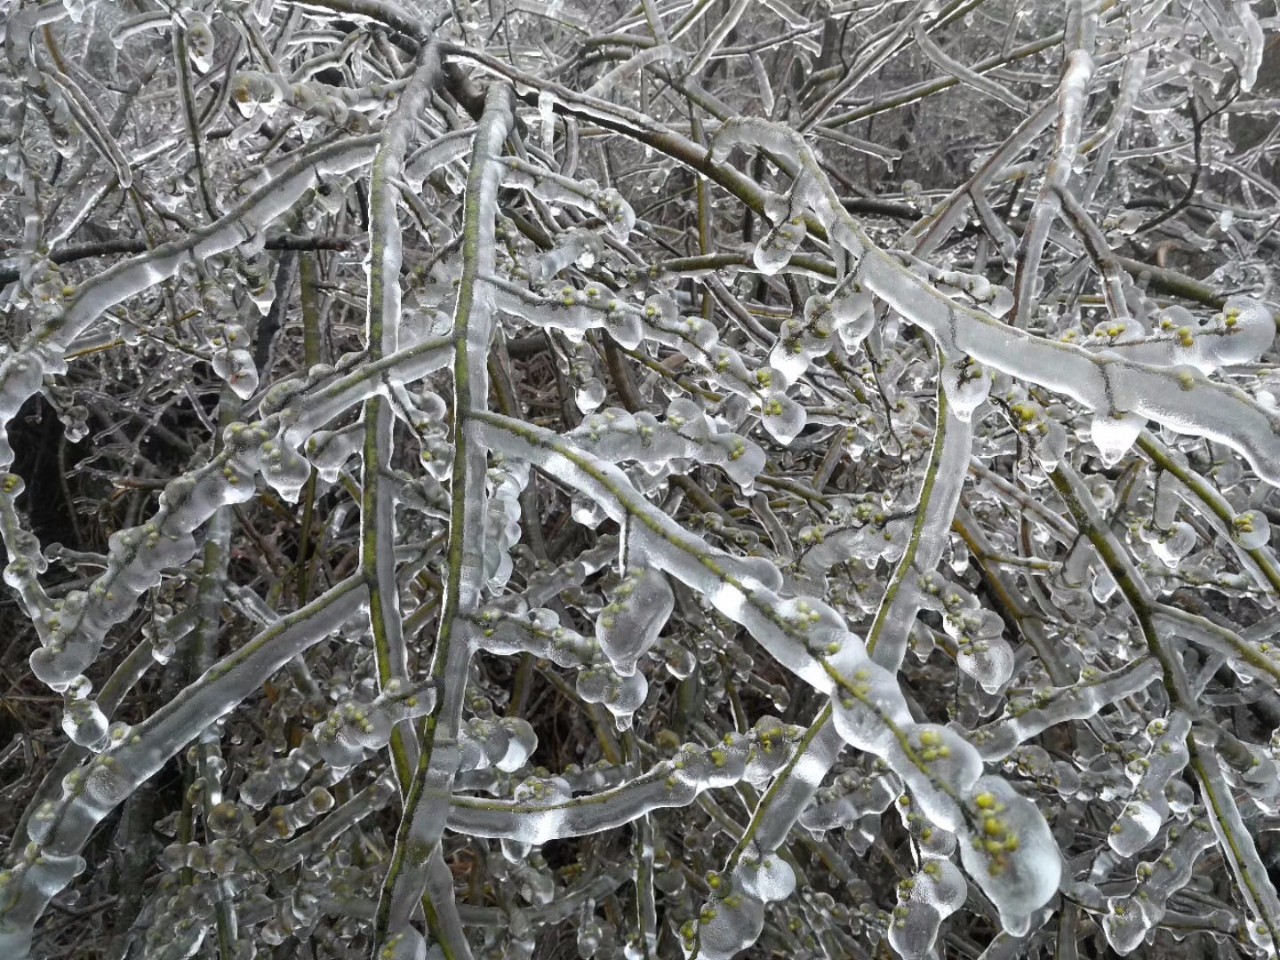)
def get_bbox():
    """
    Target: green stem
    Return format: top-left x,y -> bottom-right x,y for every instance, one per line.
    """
374,82 -> 514,958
